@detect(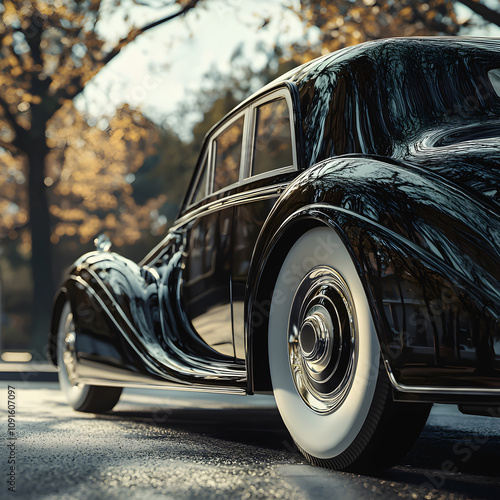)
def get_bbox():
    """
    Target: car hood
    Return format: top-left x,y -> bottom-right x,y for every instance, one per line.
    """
404,123 -> 500,209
